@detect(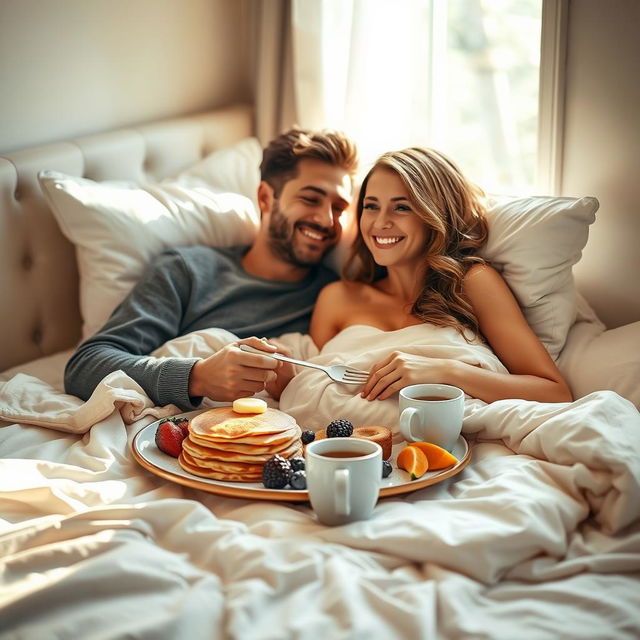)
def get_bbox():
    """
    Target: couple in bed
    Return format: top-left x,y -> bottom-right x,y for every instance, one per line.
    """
64,127 -> 571,421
